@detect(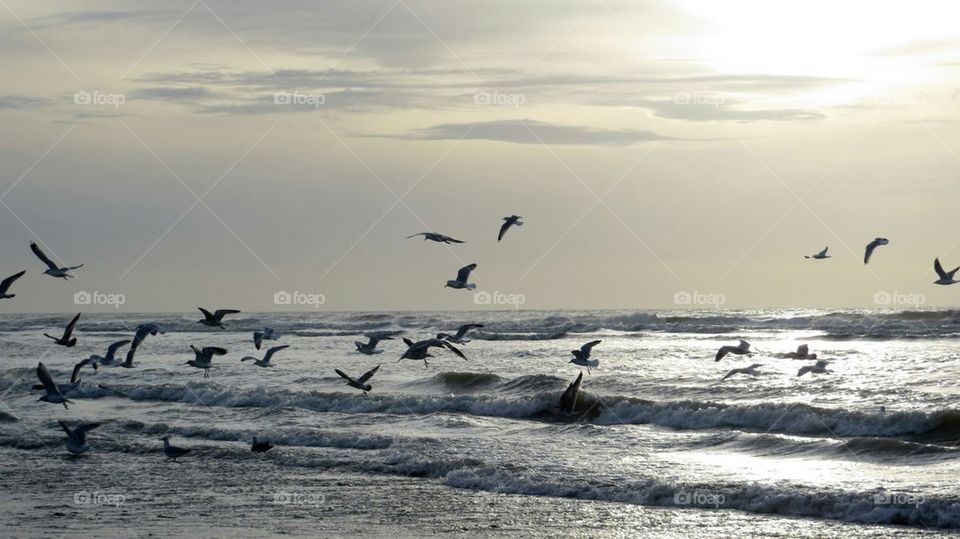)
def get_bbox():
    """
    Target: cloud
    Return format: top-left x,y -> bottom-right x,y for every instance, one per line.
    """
0,95 -> 50,110
638,99 -> 825,122
392,119 -> 670,146
129,86 -> 219,102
